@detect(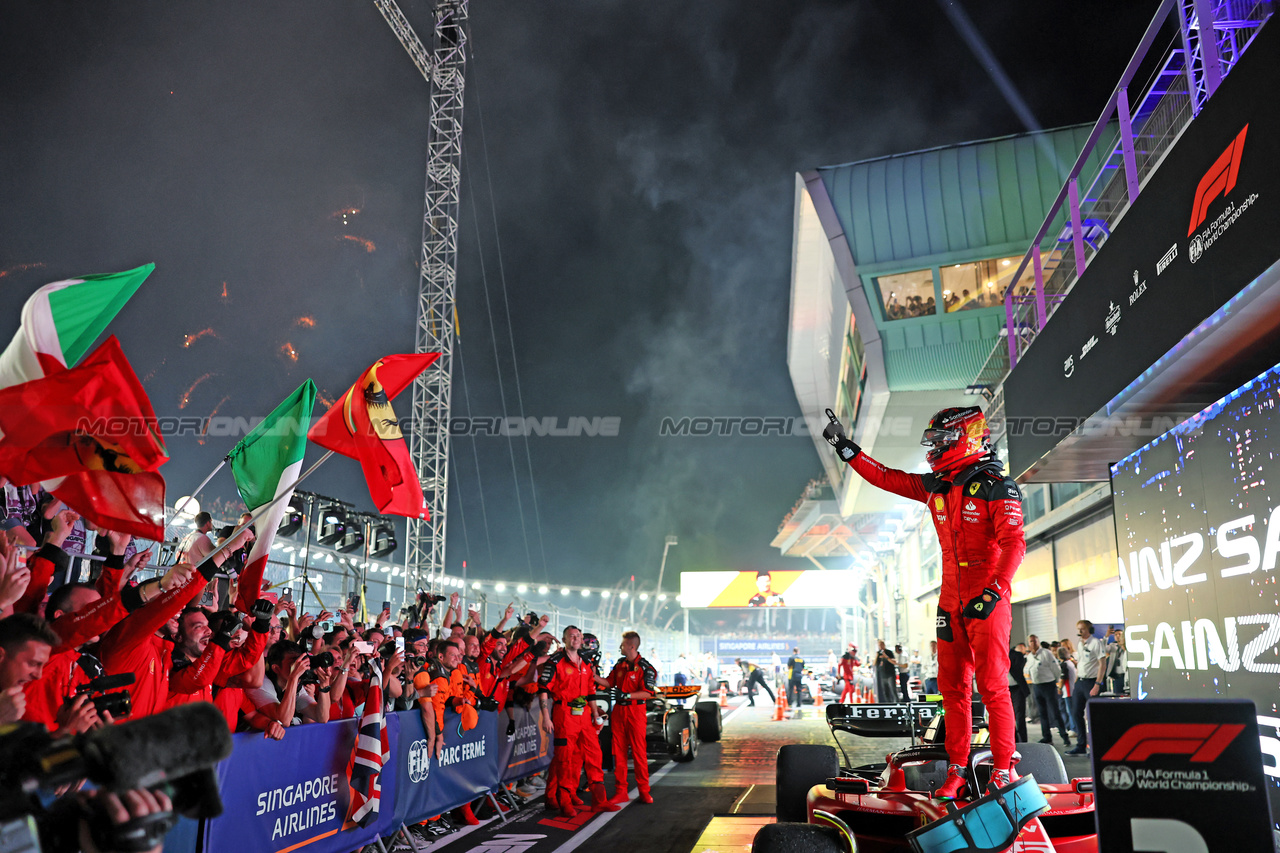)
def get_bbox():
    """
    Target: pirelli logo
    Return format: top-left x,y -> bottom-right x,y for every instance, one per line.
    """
1100,723 -> 1245,763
